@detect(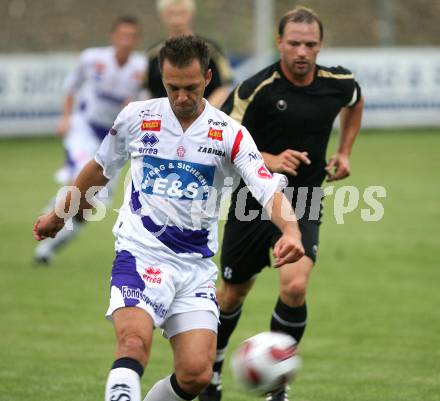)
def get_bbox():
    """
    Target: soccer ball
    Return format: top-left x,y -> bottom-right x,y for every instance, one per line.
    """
230,331 -> 302,395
